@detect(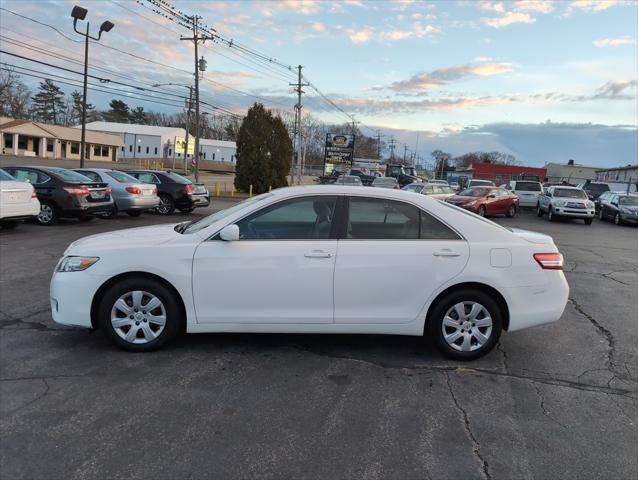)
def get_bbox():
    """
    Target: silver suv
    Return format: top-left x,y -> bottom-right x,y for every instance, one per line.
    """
536,186 -> 595,225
